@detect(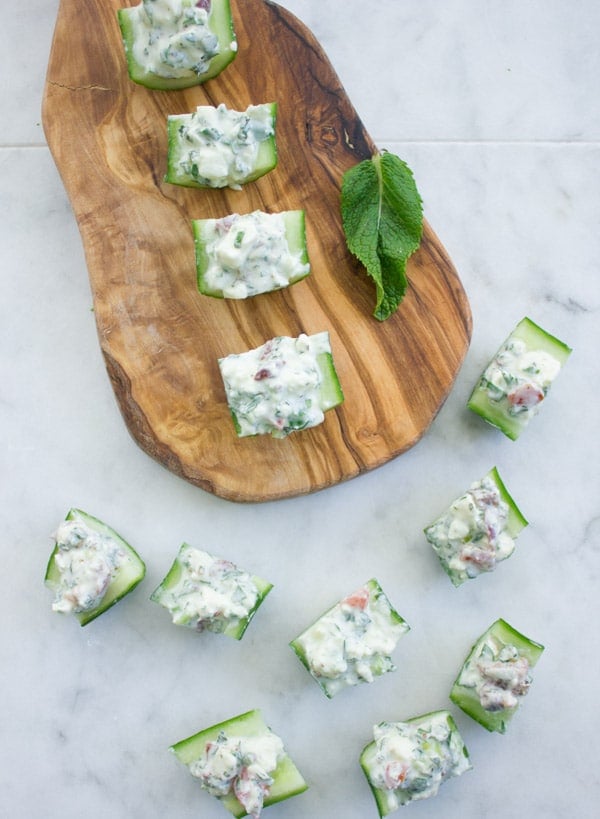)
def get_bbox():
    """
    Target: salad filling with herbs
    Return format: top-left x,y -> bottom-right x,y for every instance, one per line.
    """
45,509 -> 146,626
166,102 -> 277,189
151,544 -> 272,639
118,0 -> 237,89
468,317 -> 572,440
424,468 -> 527,586
290,579 -> 410,698
360,711 -> 471,814
218,332 -> 343,438
171,710 -> 308,817
450,619 -> 545,733
193,210 -> 310,299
